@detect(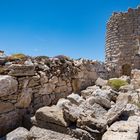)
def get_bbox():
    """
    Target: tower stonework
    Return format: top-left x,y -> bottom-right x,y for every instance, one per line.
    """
105,6 -> 140,77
